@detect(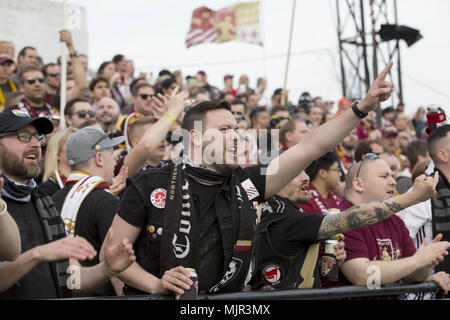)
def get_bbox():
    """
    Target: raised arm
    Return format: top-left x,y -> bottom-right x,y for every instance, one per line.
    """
317,172 -> 439,240
59,29 -> 89,101
265,62 -> 394,199
123,88 -> 188,176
